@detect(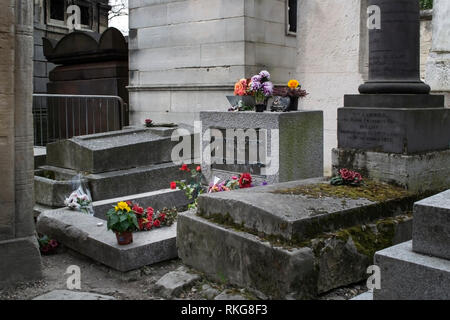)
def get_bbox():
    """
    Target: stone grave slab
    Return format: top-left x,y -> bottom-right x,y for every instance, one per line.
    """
35,162 -> 187,205
46,126 -> 194,173
374,241 -> 450,300
37,208 -> 177,272
197,177 -> 418,242
412,190 -> 450,260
